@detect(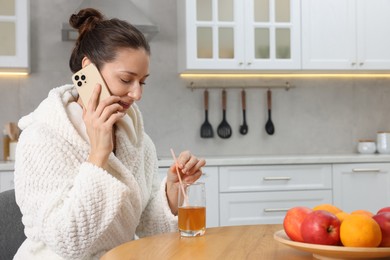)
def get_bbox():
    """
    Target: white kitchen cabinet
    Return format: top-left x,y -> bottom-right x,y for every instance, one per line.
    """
333,163 -> 390,213
302,0 -> 390,70
220,190 -> 332,226
219,164 -> 333,226
177,0 -> 301,72
0,0 -> 29,73
158,166 -> 220,227
220,164 -> 332,192
0,170 -> 14,192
